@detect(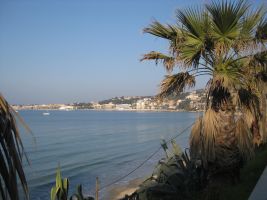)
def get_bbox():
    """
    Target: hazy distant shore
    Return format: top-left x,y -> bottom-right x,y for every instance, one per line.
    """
12,90 -> 207,112
14,108 -> 204,112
